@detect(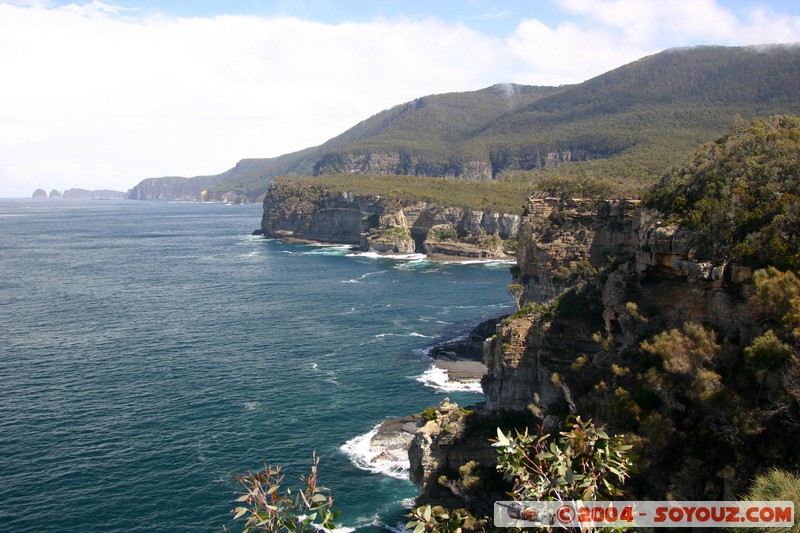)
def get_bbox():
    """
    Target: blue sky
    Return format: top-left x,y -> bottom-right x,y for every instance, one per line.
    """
1,0 -> 800,197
